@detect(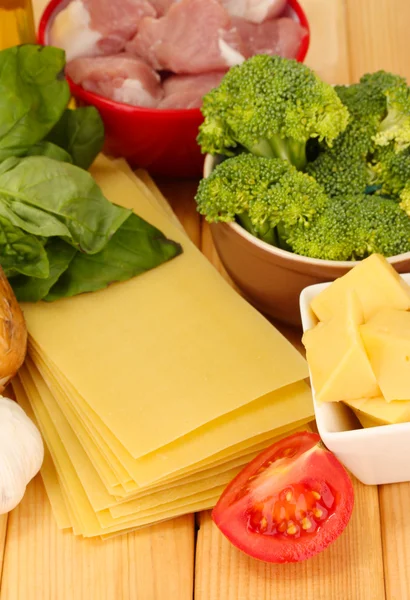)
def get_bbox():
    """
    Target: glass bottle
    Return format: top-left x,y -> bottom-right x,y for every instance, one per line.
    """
0,0 -> 36,50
